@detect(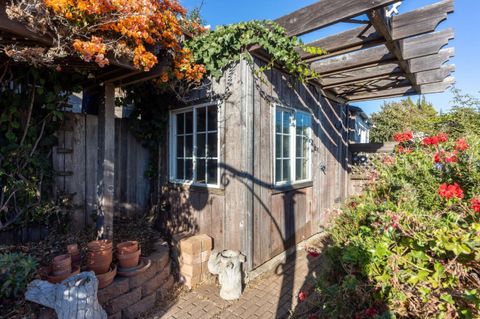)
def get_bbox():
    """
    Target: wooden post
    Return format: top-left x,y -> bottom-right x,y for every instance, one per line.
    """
96,83 -> 115,239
